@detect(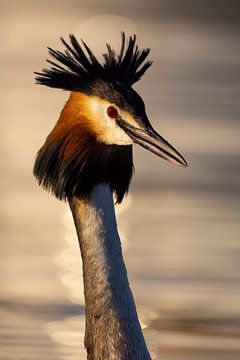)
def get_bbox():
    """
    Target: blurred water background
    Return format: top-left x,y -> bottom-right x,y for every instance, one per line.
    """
1,1 -> 240,359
